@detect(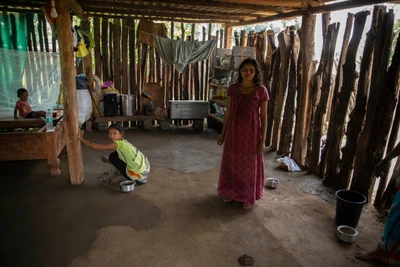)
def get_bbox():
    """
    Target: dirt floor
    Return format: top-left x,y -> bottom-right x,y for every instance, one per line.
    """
0,125 -> 398,267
